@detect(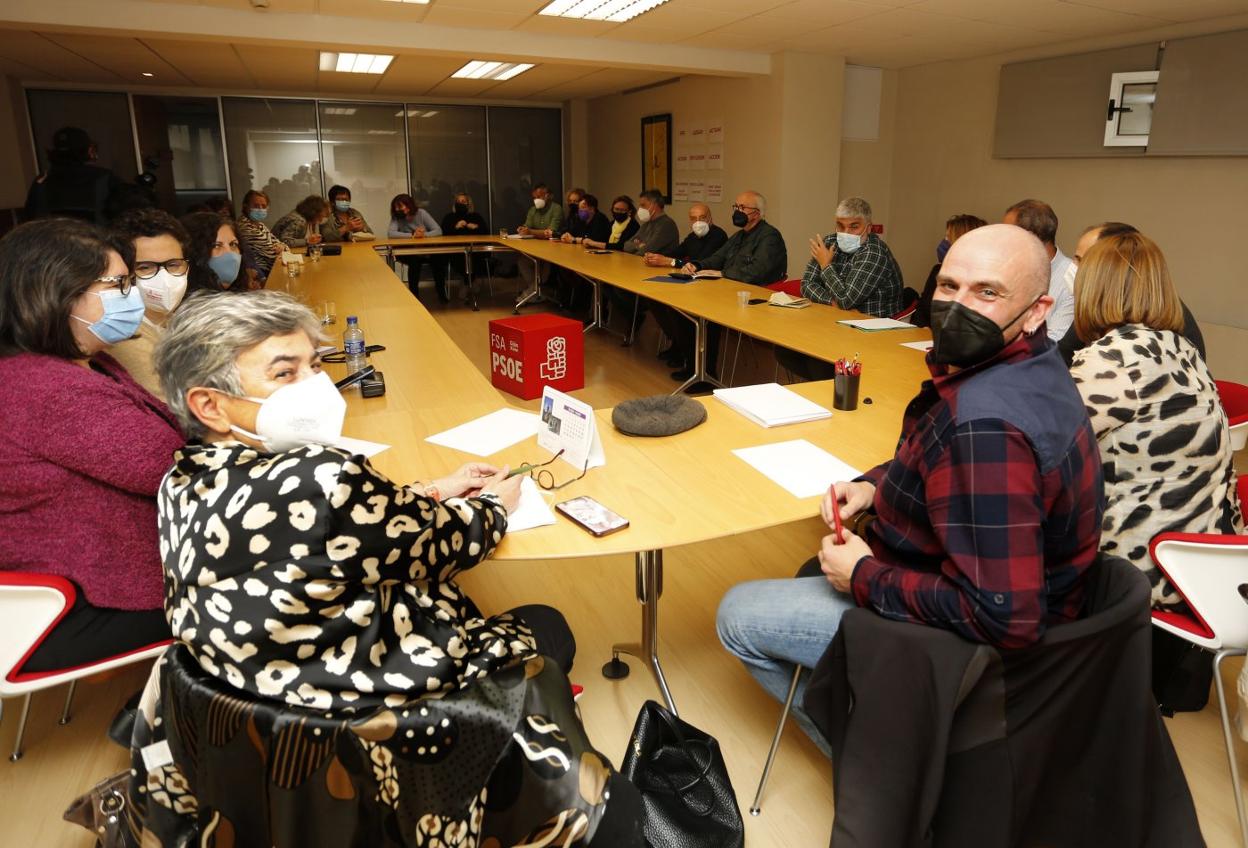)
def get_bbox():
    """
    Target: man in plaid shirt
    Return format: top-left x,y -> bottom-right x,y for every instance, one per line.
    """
718,224 -> 1103,751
